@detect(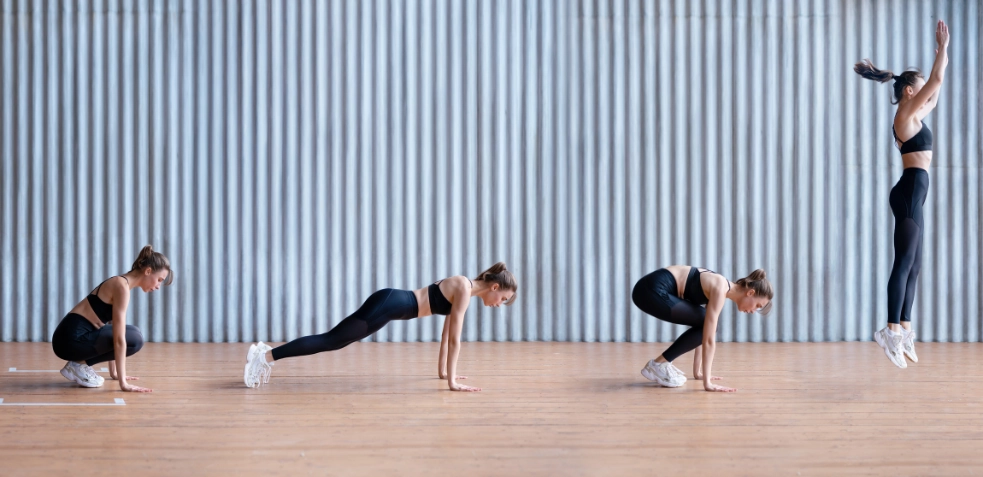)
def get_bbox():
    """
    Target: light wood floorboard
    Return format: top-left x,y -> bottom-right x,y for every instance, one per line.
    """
1,342 -> 980,476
